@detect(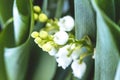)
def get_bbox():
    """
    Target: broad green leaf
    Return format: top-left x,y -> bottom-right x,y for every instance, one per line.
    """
24,40 -> 56,80
4,42 -> 30,80
0,23 -> 14,80
95,0 -> 115,21
32,52 -> 56,80
13,0 -> 30,45
74,0 -> 96,41
0,0 -> 13,28
91,0 -> 120,80
3,0 -> 34,80
74,0 -> 95,80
